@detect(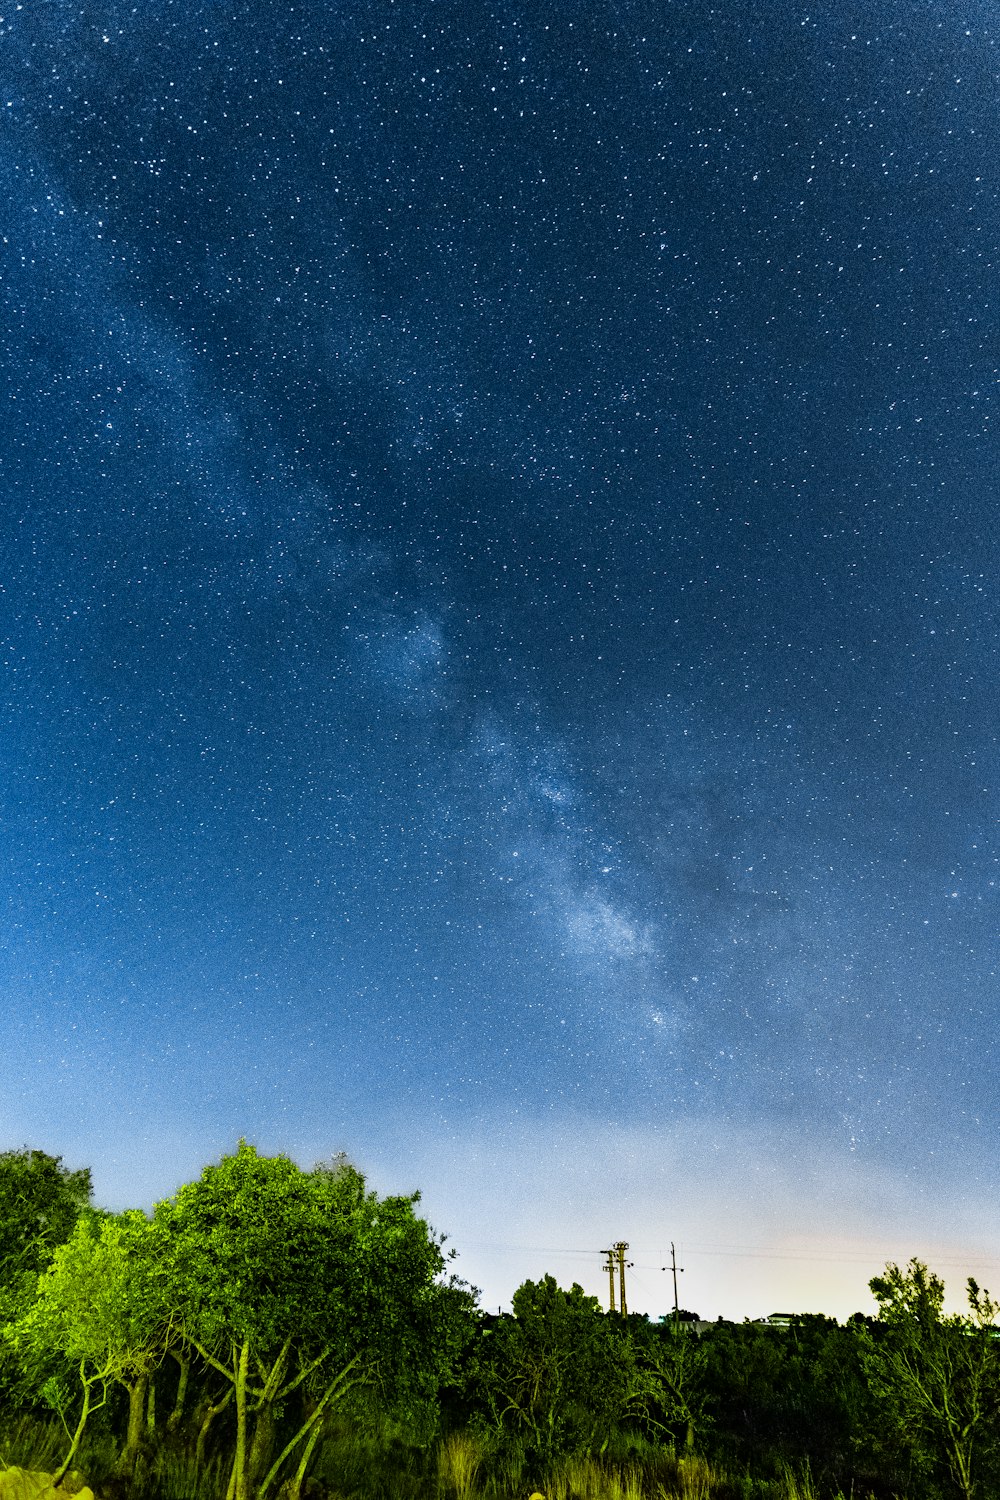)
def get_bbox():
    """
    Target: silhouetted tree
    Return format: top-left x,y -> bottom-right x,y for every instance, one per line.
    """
860,1259 -> 1000,1500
